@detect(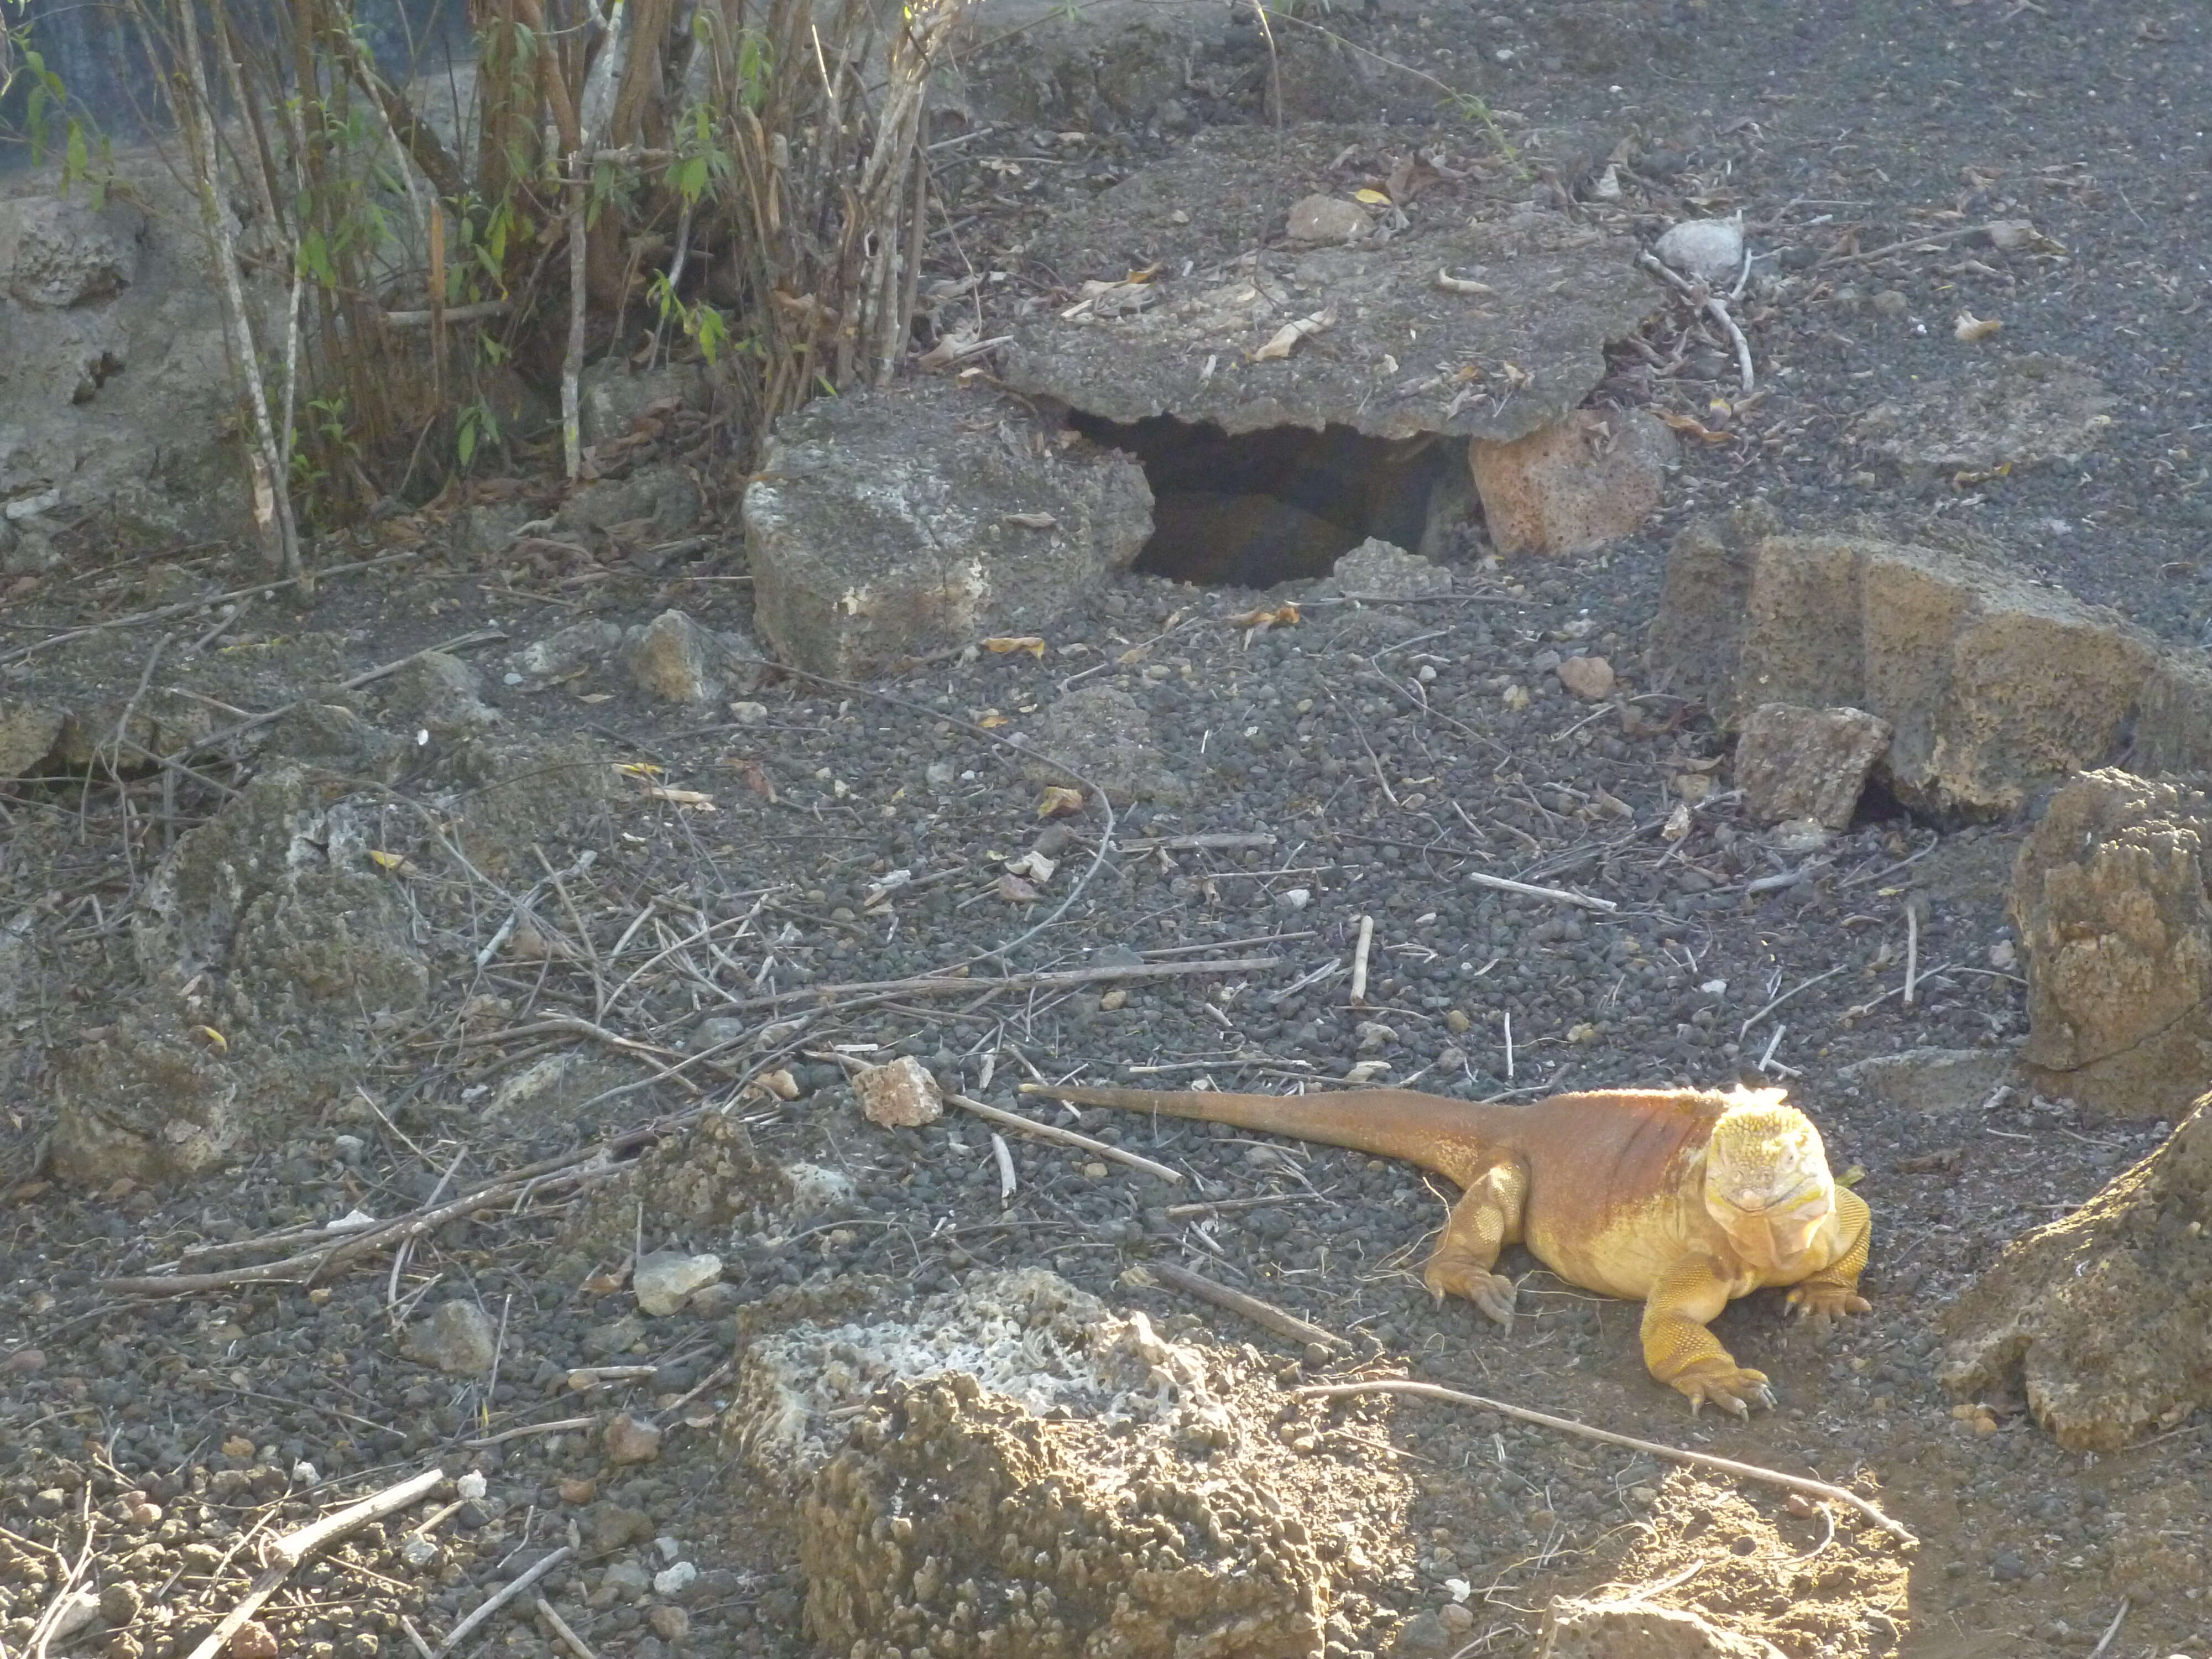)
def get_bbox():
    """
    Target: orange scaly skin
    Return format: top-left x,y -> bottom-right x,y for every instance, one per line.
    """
1020,1081 -> 1872,1415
